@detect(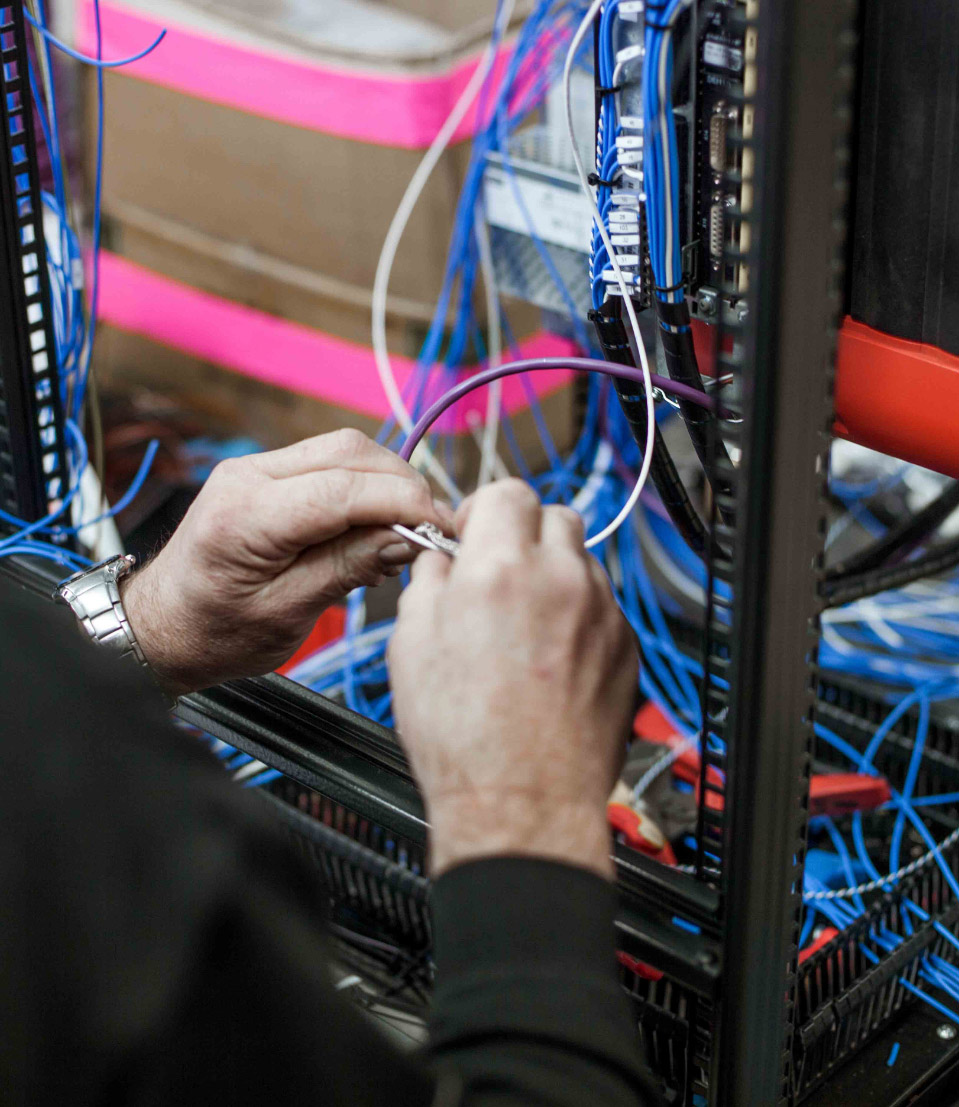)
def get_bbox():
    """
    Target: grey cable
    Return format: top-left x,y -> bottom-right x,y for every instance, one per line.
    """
804,824 -> 959,902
